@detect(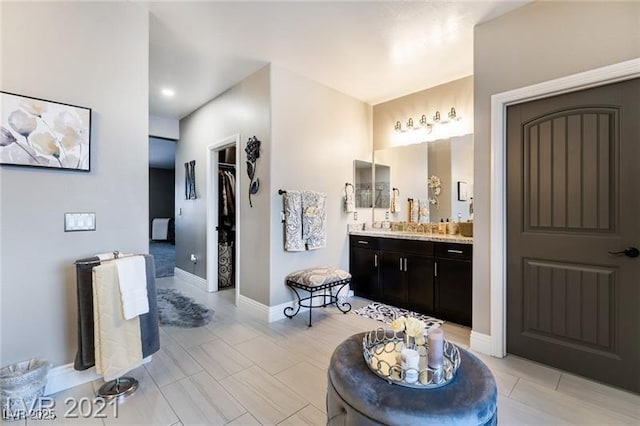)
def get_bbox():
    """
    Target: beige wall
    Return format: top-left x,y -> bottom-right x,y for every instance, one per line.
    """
473,1 -> 640,334
373,76 -> 473,150
177,66 -> 271,305
0,2 -> 149,366
269,65 -> 372,306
